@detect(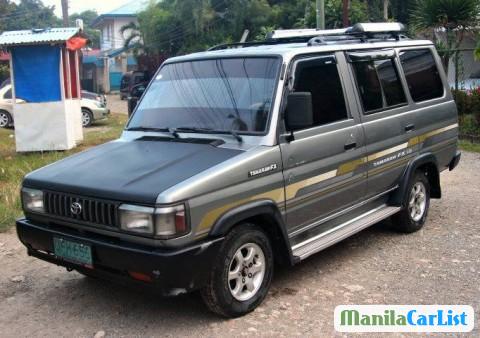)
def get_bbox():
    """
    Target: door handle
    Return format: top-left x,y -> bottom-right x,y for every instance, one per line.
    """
344,141 -> 357,150
405,124 -> 415,132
